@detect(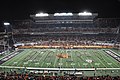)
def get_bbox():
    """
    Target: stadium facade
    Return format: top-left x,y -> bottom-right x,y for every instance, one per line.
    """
0,12 -> 120,77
